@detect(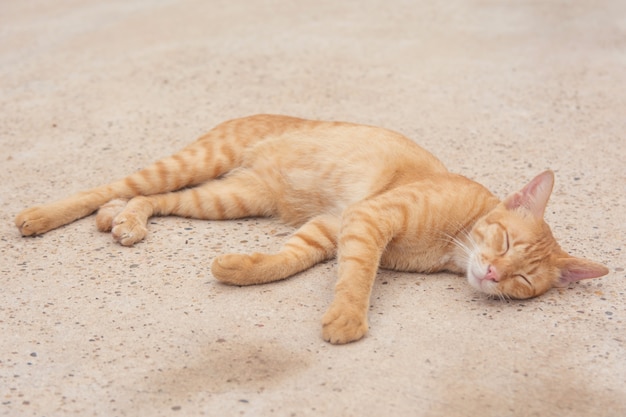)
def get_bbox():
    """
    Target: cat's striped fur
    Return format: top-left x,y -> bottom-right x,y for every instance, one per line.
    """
16,114 -> 608,344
